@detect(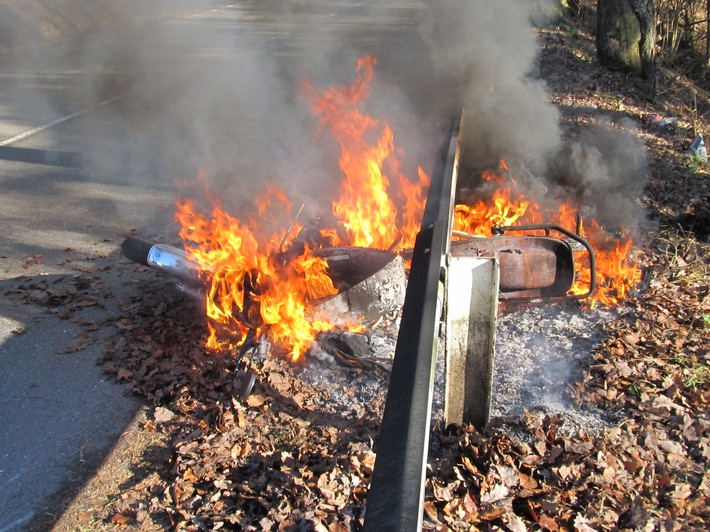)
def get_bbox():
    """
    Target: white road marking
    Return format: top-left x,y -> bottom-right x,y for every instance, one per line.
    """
0,513 -> 34,532
0,5 -> 237,149
0,95 -> 124,148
